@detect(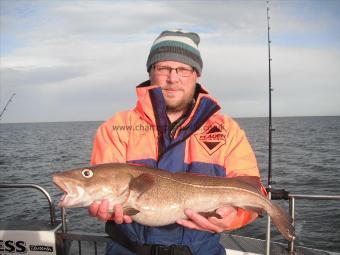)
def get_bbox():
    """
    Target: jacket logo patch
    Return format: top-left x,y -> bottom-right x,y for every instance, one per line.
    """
195,123 -> 226,155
